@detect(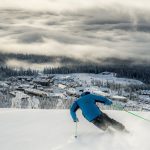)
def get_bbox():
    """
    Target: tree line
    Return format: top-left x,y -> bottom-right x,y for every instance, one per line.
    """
1,63 -> 150,84
0,66 -> 38,79
43,64 -> 150,84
